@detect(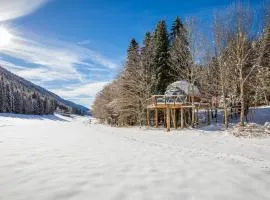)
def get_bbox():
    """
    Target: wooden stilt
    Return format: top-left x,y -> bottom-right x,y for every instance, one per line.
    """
181,107 -> 184,129
155,108 -> 158,128
192,106 -> 195,127
178,110 -> 181,127
174,108 -> 177,129
166,106 -> 170,132
164,109 -> 166,128
147,108 -> 150,127
207,108 -> 211,125
196,107 -> 199,125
